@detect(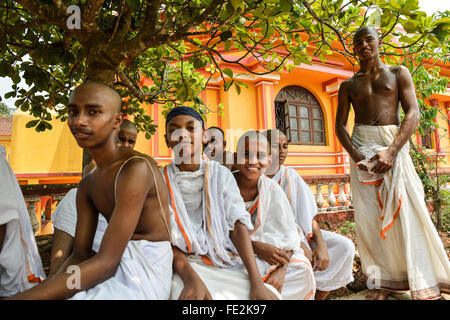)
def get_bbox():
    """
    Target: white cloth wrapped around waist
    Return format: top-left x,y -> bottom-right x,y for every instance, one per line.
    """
70,240 -> 173,300
352,125 -> 410,239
